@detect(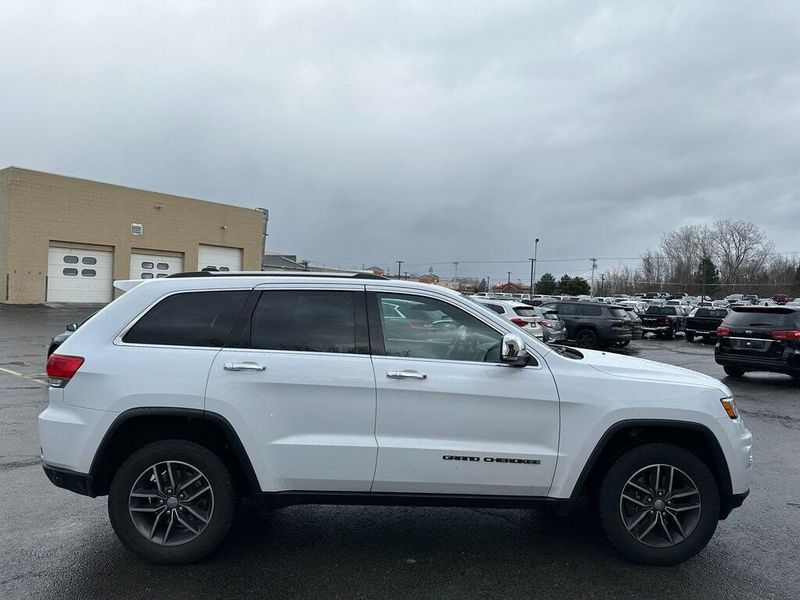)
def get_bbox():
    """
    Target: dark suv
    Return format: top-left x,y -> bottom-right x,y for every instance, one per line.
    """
715,306 -> 800,379
541,301 -> 632,349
